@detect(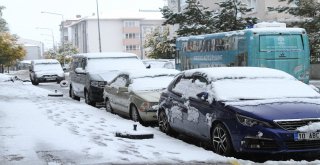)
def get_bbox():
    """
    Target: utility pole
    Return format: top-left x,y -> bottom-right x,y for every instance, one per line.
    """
96,0 -> 102,52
